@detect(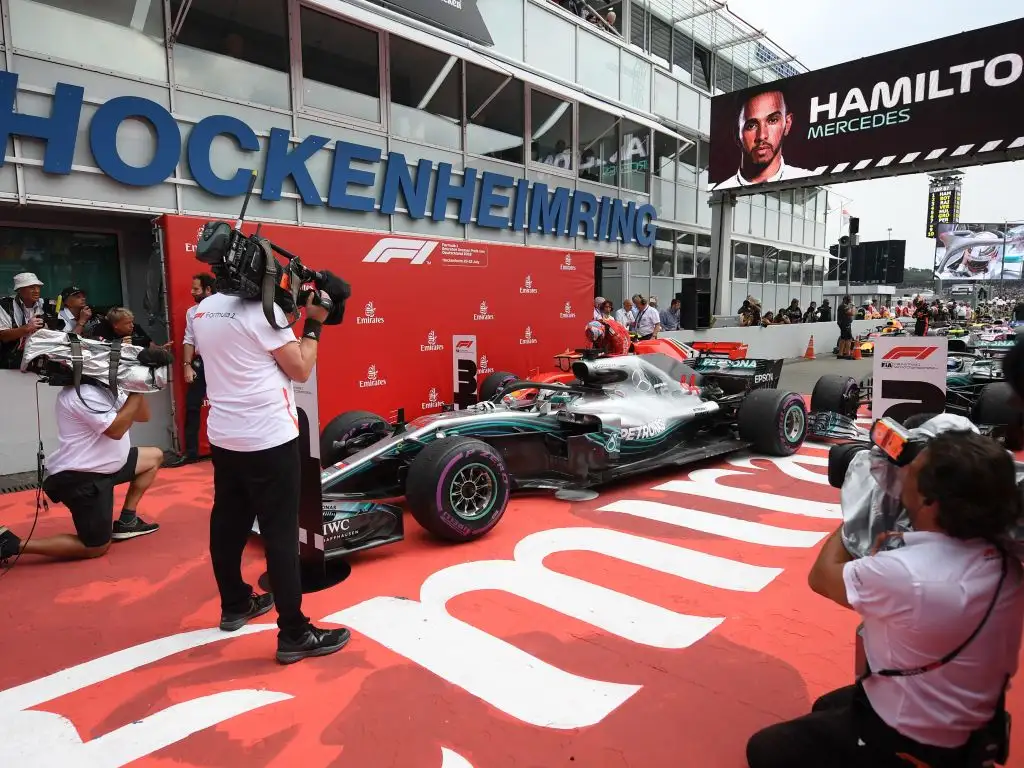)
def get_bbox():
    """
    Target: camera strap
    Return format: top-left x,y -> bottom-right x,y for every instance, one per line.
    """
259,238 -> 298,331
67,333 -> 122,414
